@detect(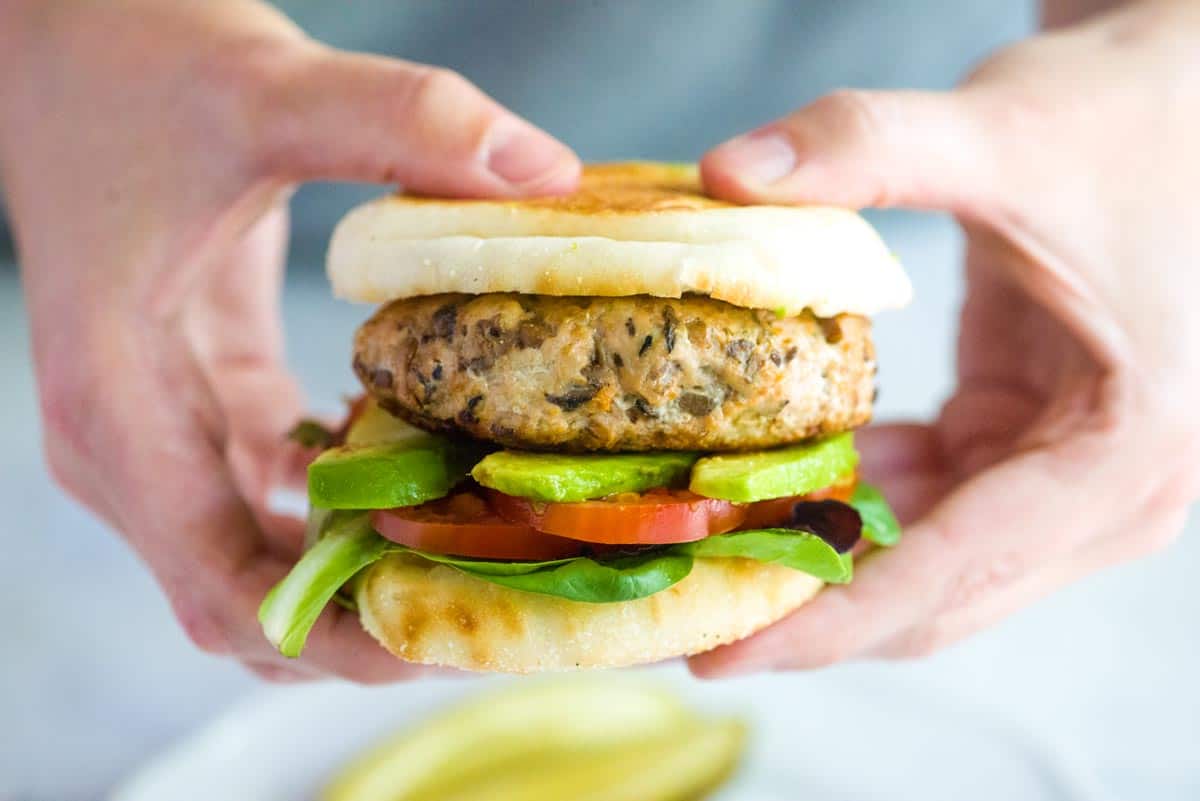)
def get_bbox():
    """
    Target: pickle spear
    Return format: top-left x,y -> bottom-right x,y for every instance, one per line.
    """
324,679 -> 746,801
